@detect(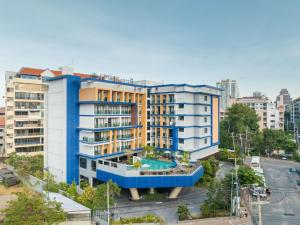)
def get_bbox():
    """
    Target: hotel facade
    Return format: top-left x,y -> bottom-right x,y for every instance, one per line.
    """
45,71 -> 221,199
